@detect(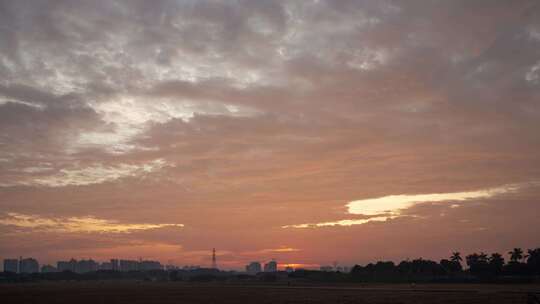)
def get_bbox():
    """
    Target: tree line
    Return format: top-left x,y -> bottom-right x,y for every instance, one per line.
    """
349,247 -> 540,282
